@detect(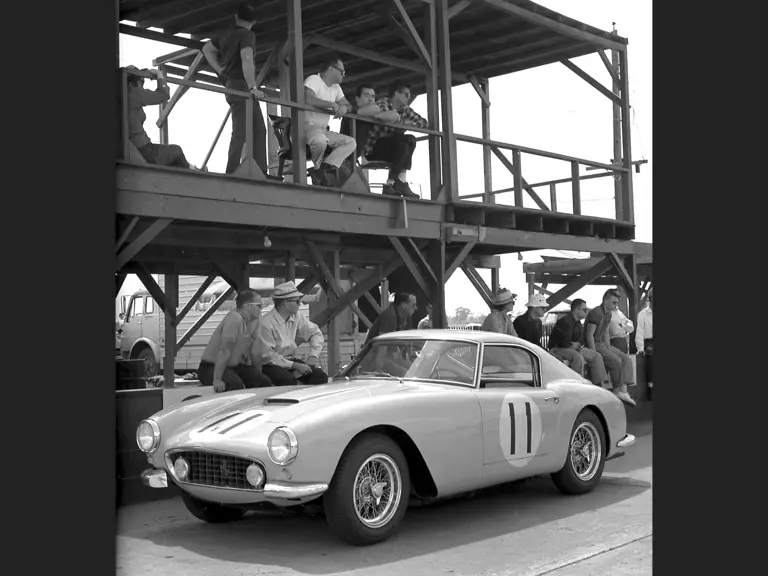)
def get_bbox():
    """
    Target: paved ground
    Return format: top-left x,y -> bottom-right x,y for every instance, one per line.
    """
117,421 -> 652,576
